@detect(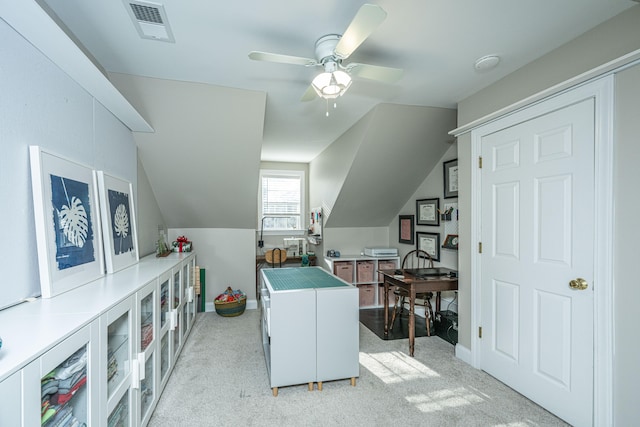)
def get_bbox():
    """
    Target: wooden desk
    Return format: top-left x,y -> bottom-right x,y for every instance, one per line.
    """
380,269 -> 458,357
